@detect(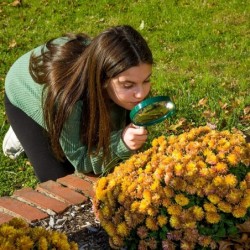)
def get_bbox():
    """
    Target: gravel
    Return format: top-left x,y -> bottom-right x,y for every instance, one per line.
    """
31,200 -> 111,250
